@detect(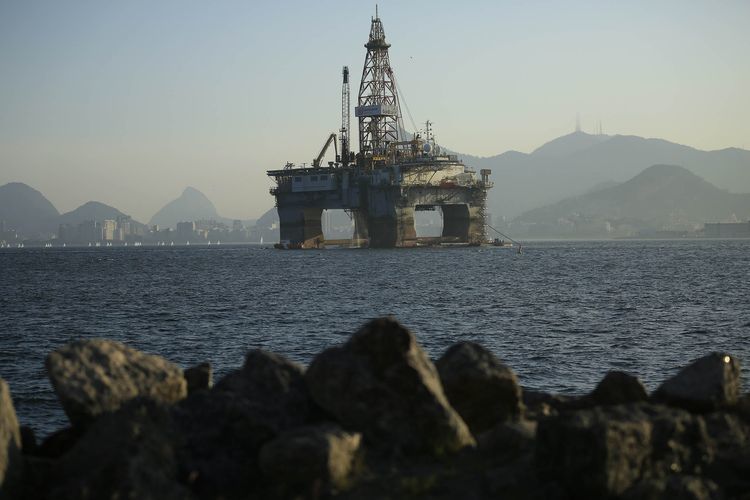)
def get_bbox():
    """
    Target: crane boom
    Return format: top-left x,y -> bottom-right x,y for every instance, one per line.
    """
312,133 -> 338,168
